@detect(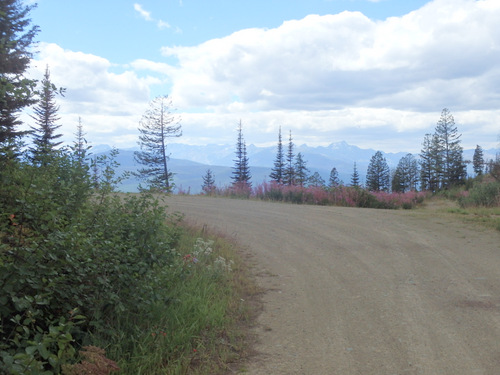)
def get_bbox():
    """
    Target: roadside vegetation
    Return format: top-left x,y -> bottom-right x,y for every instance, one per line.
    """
0,147 -> 257,374
208,182 -> 429,209
1,3 -> 256,373
443,175 -> 500,232
202,175 -> 500,229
